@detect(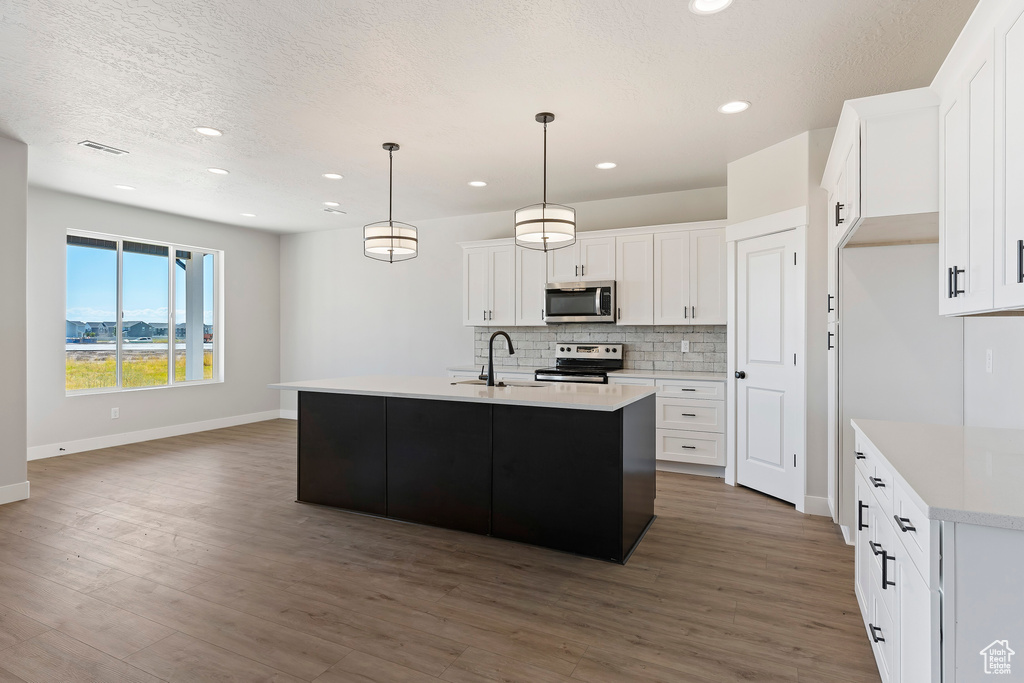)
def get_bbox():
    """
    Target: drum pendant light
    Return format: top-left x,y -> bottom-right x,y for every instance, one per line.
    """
364,143 -> 418,263
514,113 -> 576,251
